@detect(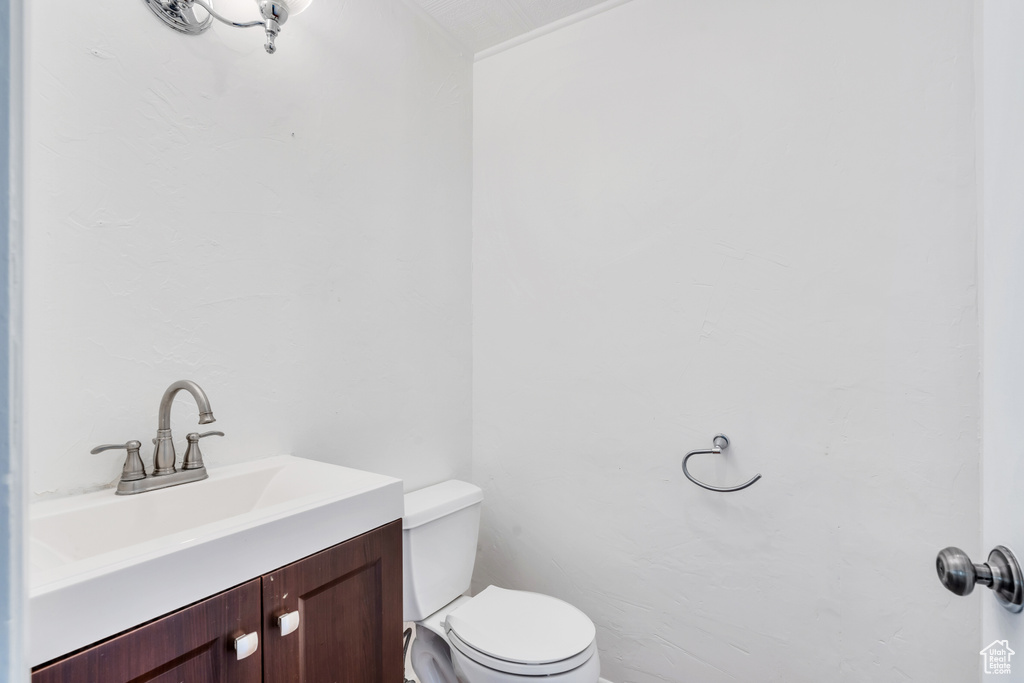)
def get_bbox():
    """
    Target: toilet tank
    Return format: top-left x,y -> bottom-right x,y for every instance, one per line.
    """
403,480 -> 484,622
